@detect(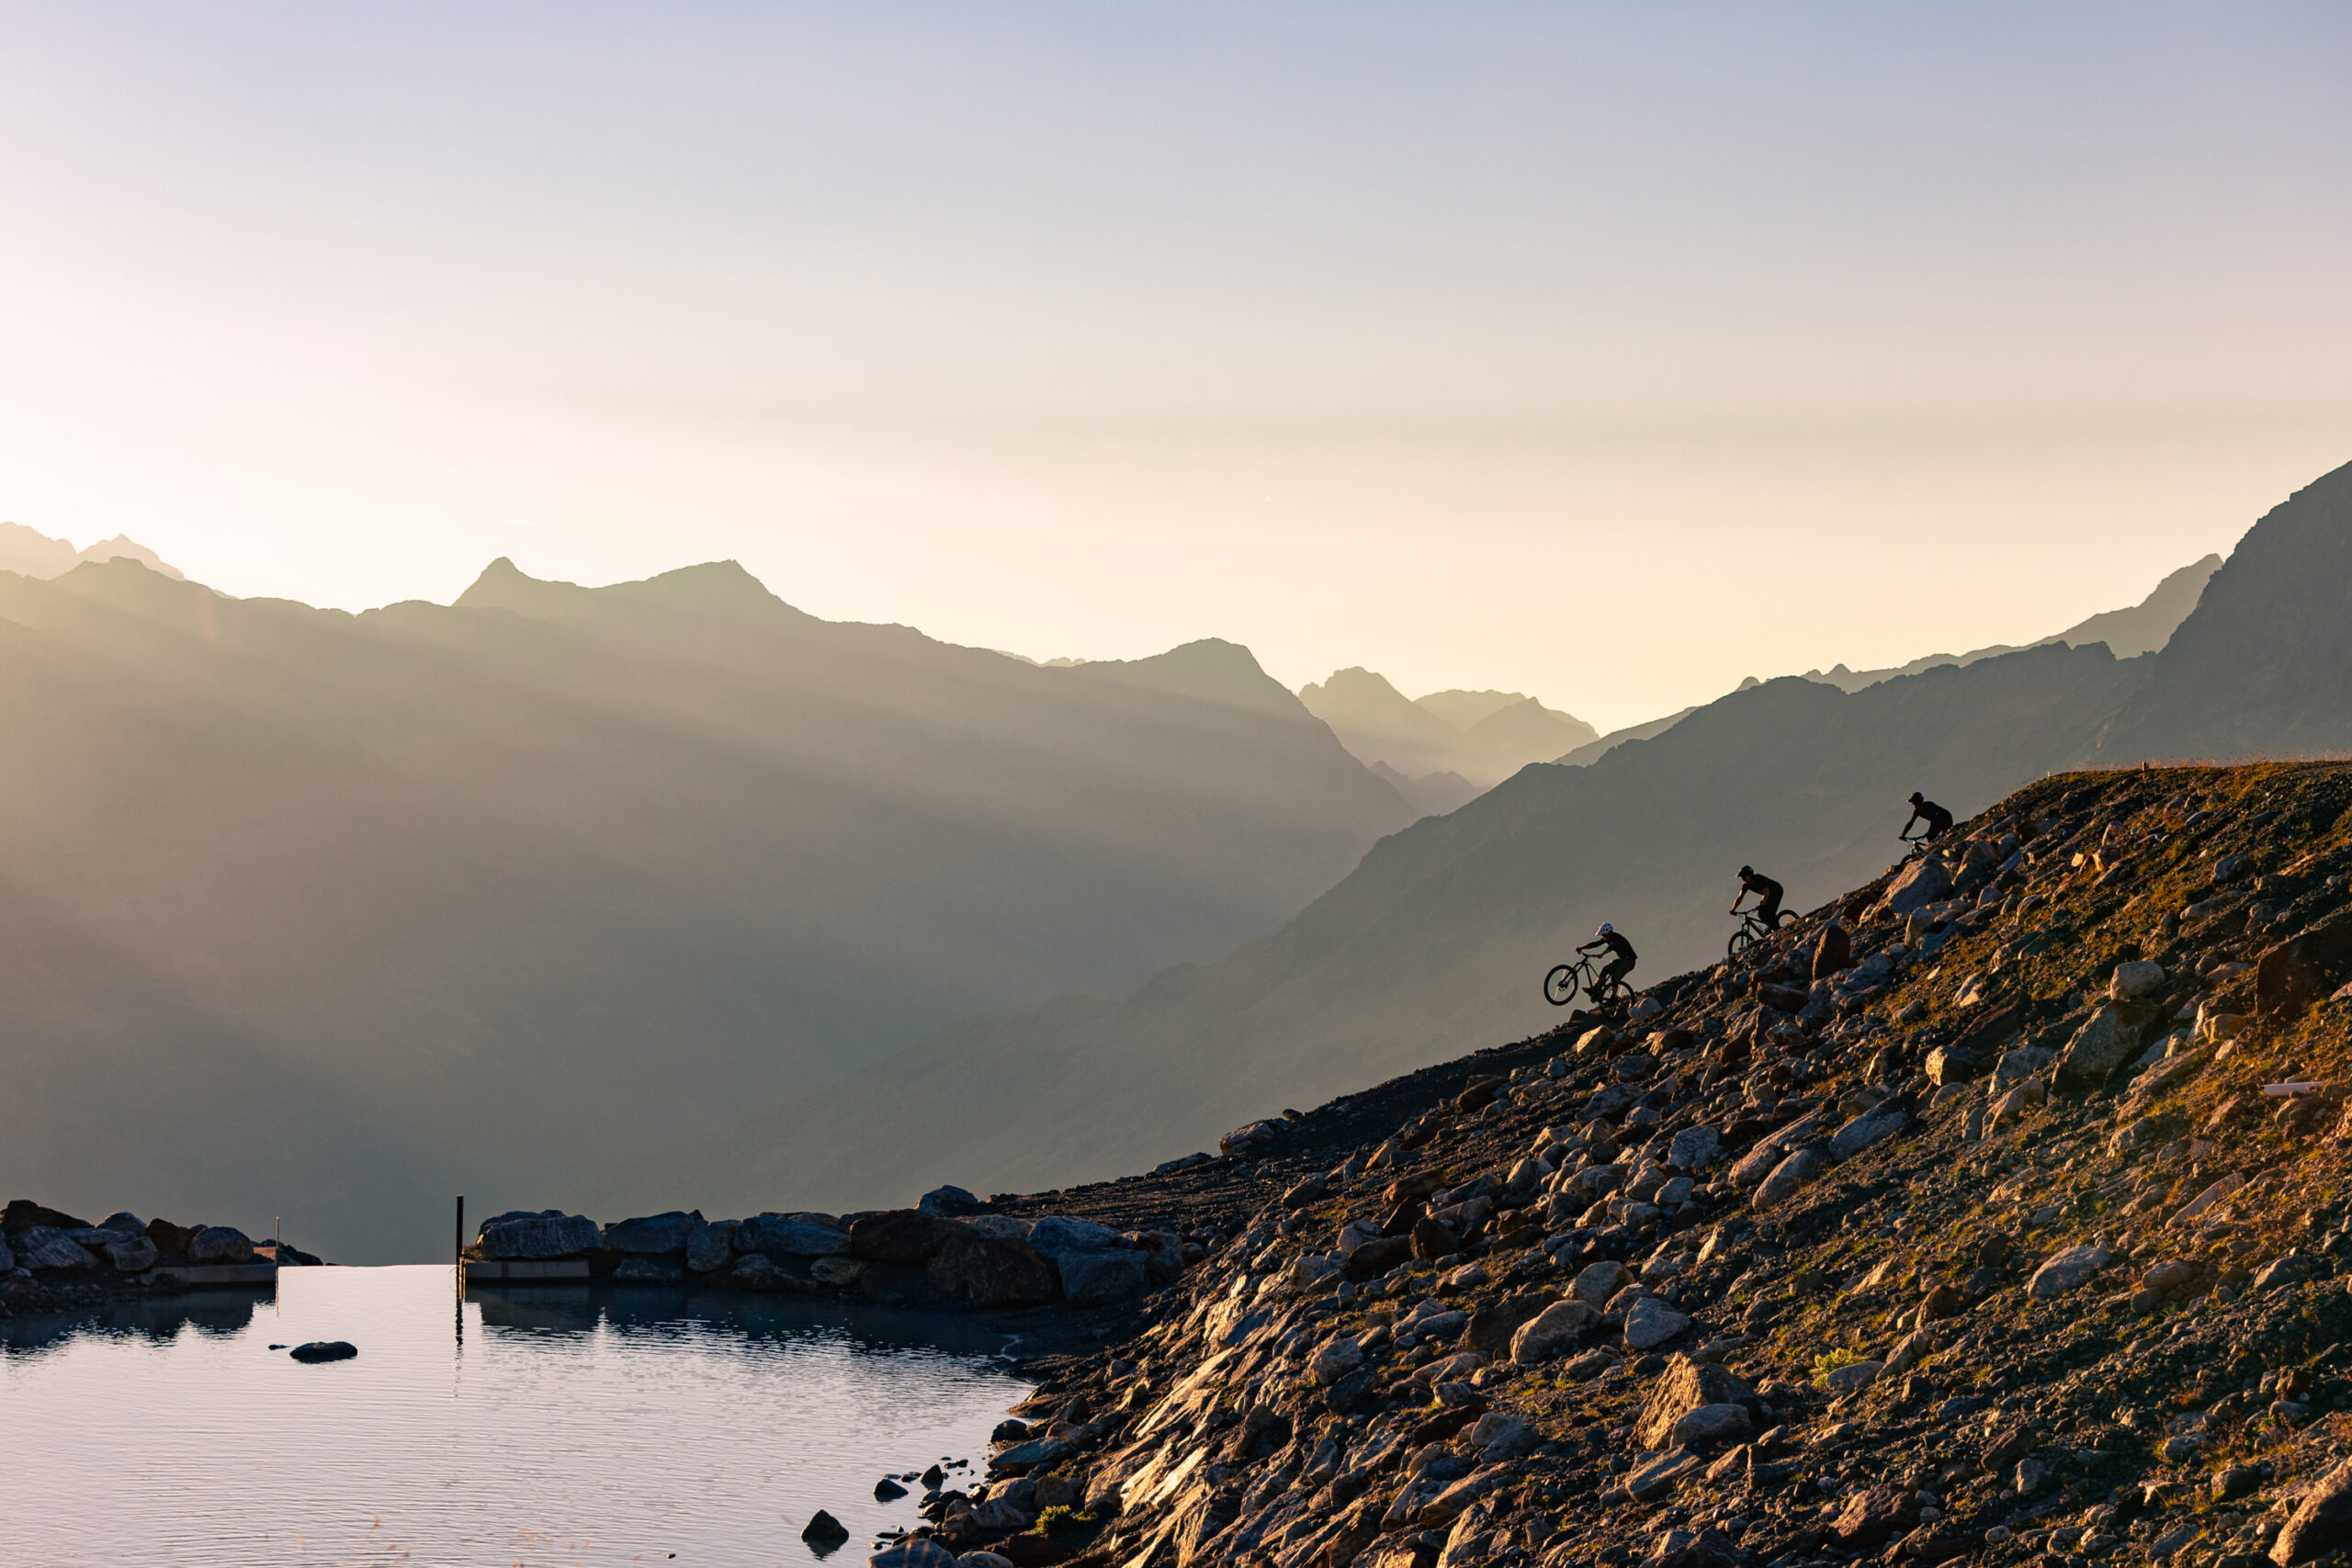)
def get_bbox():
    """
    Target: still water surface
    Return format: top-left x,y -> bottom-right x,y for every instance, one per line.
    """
0,1265 -> 1030,1566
